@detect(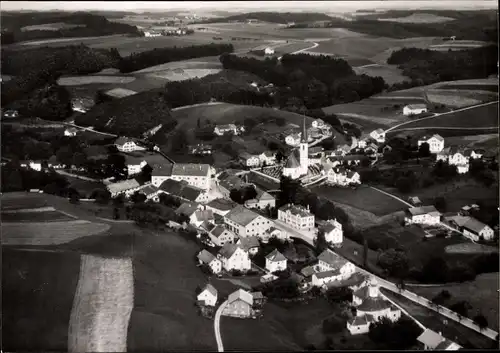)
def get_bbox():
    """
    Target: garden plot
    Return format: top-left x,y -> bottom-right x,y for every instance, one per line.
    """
57,75 -> 136,86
